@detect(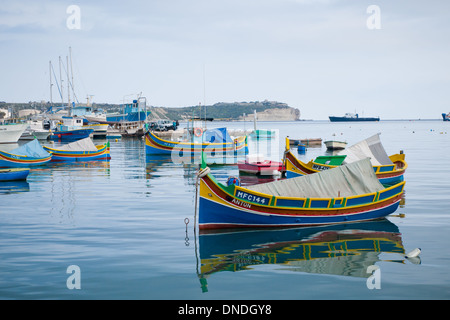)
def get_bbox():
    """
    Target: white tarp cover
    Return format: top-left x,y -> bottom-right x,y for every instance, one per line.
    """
56,138 -> 98,152
337,133 -> 392,166
246,158 -> 384,198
